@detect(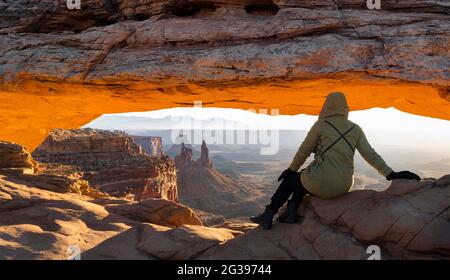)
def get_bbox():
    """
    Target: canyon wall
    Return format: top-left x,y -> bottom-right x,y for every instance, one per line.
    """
0,140 -> 104,198
132,136 -> 164,156
33,128 -> 178,201
0,0 -> 449,149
